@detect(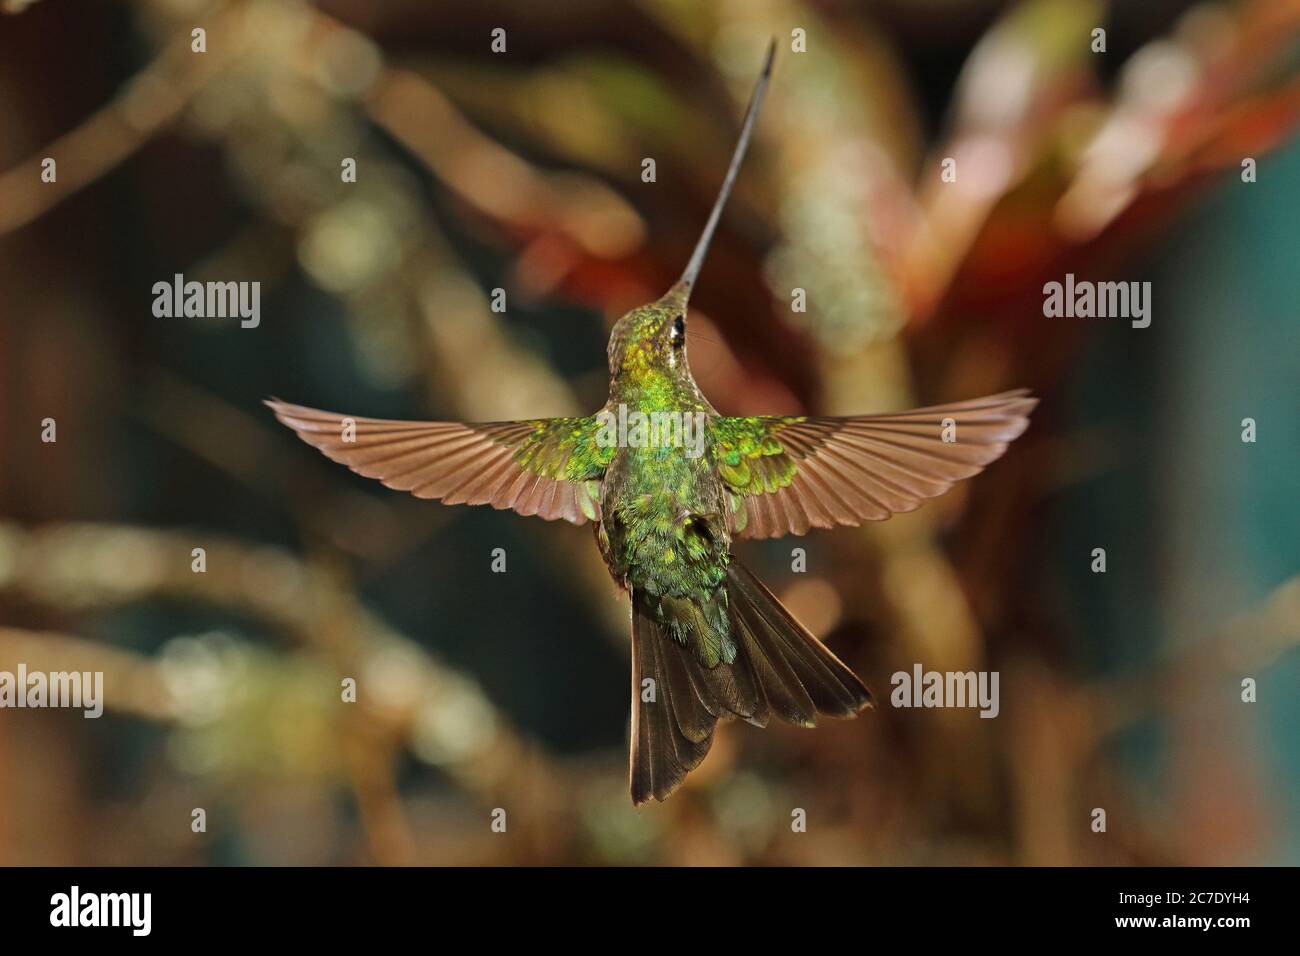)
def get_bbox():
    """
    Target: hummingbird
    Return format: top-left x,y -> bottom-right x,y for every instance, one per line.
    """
268,42 -> 1036,805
